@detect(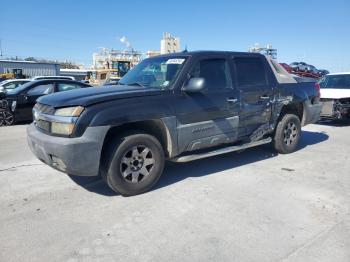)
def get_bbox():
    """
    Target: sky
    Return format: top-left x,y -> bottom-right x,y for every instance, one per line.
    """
1,0 -> 349,72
